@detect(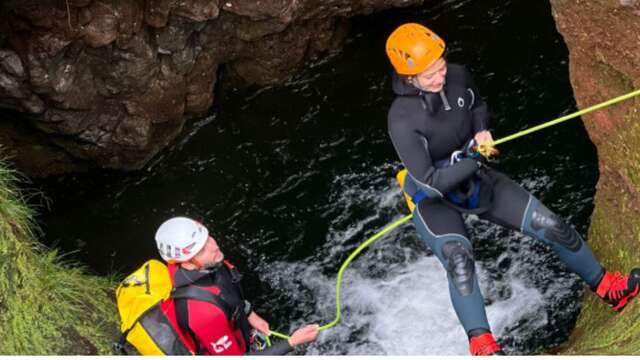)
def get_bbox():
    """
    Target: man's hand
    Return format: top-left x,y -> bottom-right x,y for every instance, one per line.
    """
288,324 -> 320,347
248,312 -> 270,336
